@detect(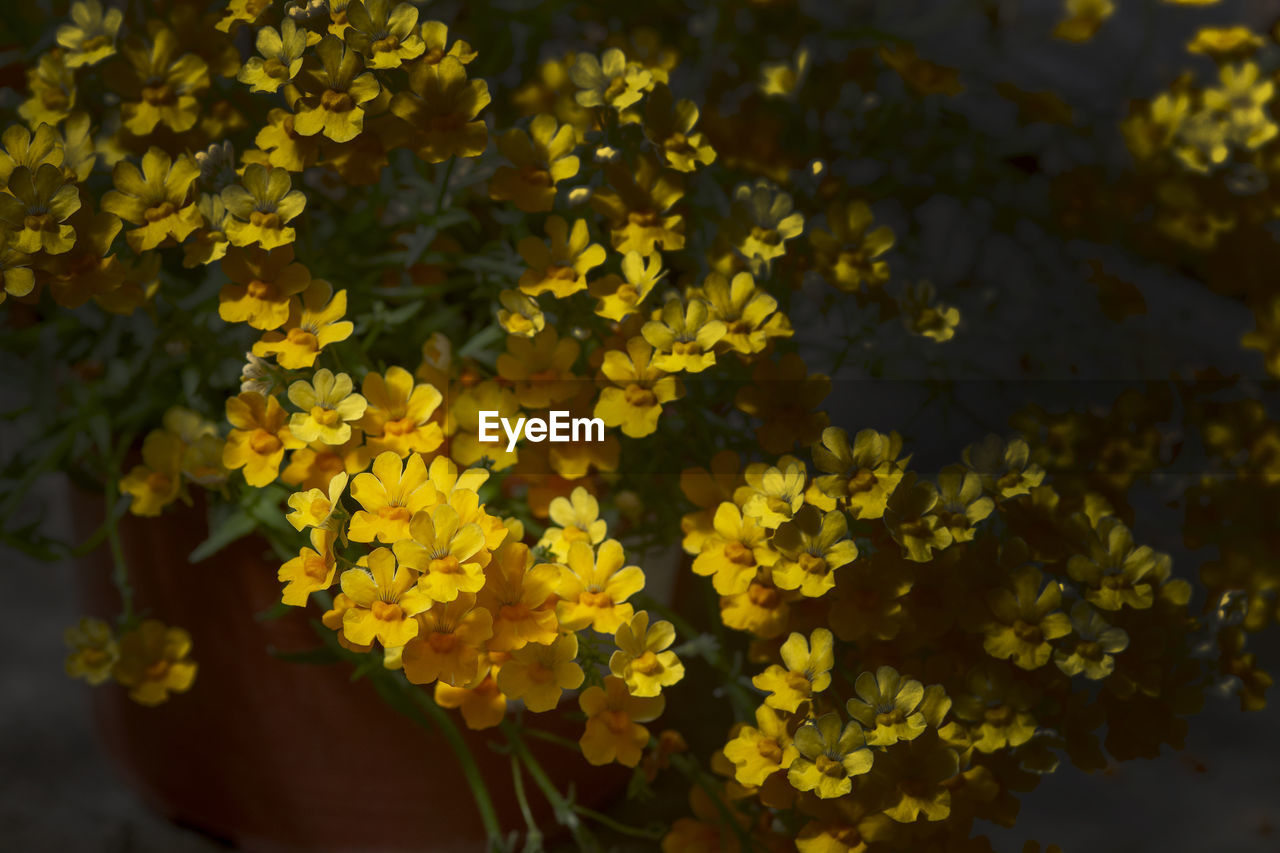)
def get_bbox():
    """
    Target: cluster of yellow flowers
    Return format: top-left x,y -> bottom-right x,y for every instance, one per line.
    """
666,426 -> 1224,851
64,616 -> 197,706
